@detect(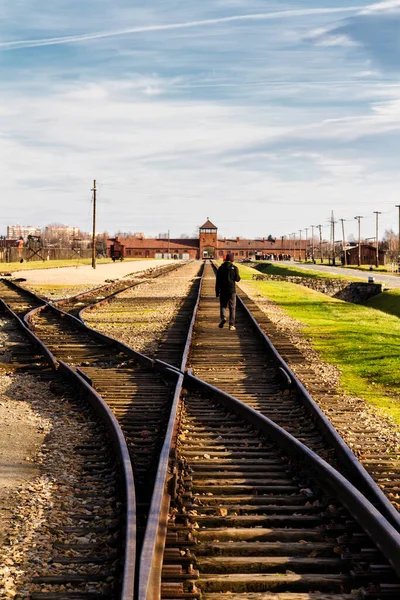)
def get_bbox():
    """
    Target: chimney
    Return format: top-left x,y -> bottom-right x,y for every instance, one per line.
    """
236,237 -> 240,242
